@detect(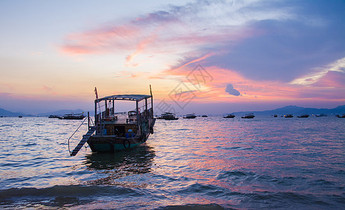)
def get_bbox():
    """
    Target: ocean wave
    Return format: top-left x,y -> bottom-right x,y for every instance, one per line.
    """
23,142 -> 38,147
216,170 -> 341,192
175,182 -> 242,199
177,183 -> 224,194
216,170 -> 253,179
156,203 -> 225,209
170,181 -> 334,209
0,124 -> 13,127
238,191 -> 332,209
0,185 -> 143,207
